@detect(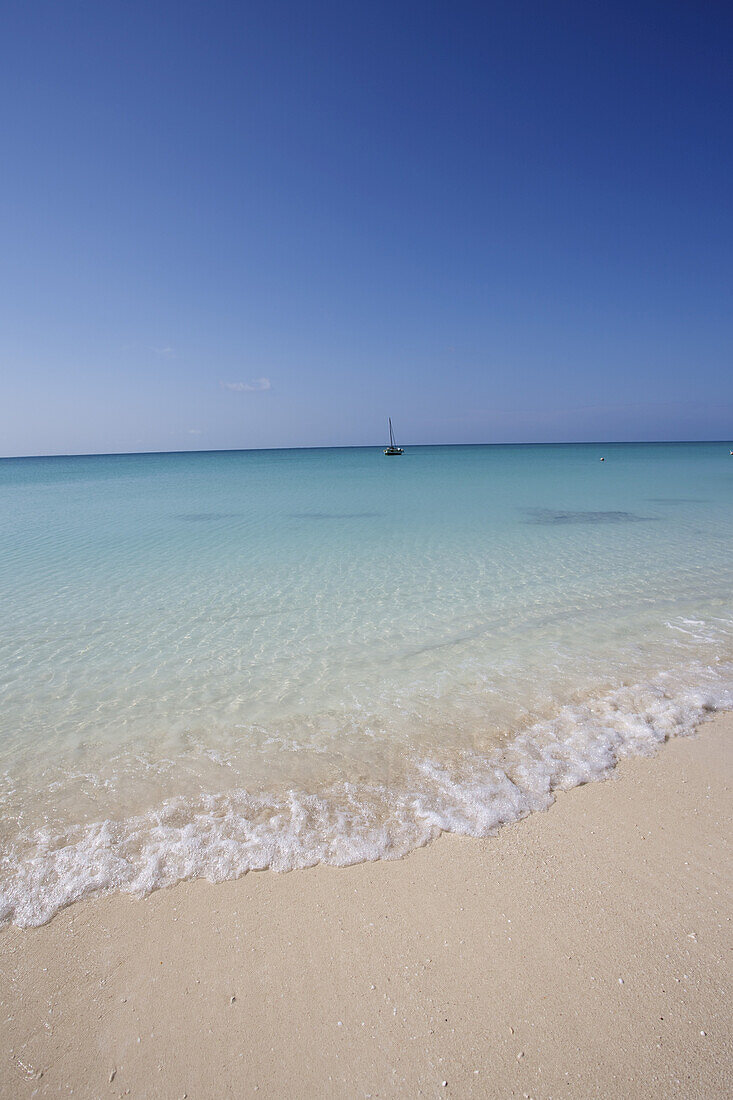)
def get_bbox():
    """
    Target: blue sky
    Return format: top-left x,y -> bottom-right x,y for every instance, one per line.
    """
1,0 -> 732,455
